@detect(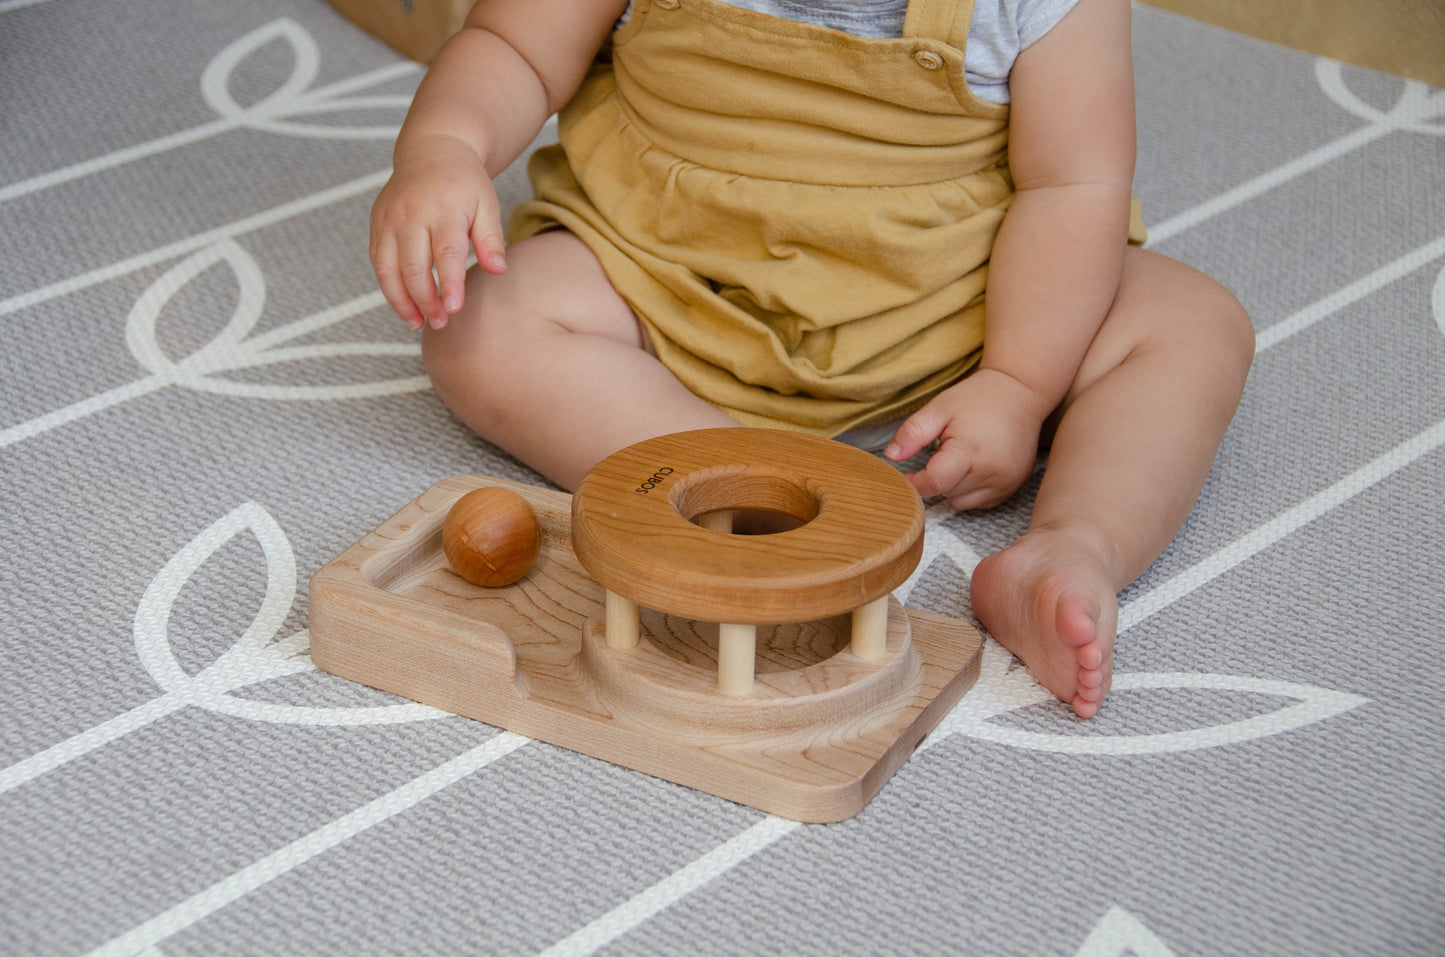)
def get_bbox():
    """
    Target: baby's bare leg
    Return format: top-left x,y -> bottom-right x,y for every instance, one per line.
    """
970,248 -> 1254,717
422,230 -> 739,489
